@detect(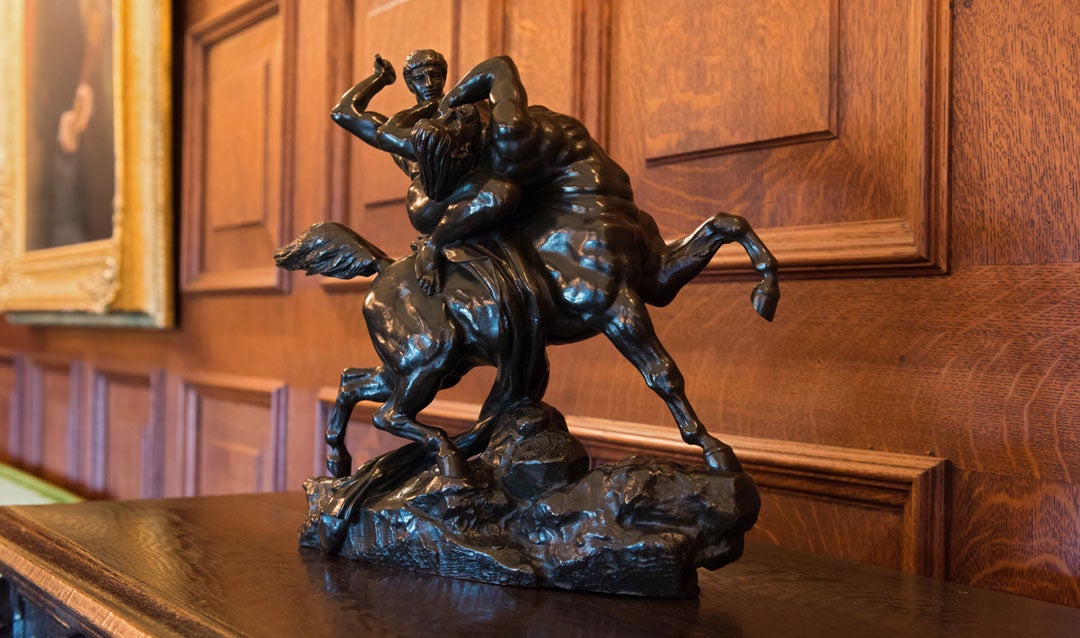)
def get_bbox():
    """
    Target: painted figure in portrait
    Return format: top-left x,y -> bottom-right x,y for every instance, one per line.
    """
25,0 -> 115,250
